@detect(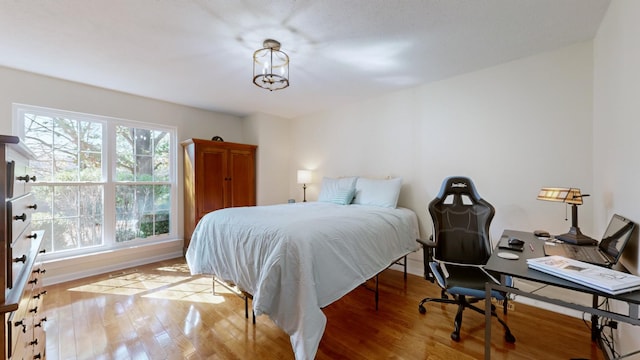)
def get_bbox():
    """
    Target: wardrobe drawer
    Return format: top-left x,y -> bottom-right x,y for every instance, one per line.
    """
8,193 -> 37,244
